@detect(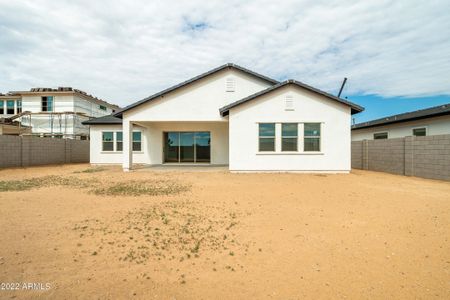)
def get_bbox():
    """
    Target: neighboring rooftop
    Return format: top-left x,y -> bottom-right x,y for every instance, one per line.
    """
219,79 -> 364,116
6,87 -> 120,110
352,103 -> 450,130
82,114 -> 123,125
